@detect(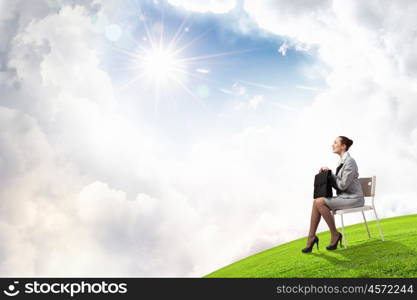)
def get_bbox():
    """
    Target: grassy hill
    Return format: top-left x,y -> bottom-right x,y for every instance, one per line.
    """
204,213 -> 417,277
